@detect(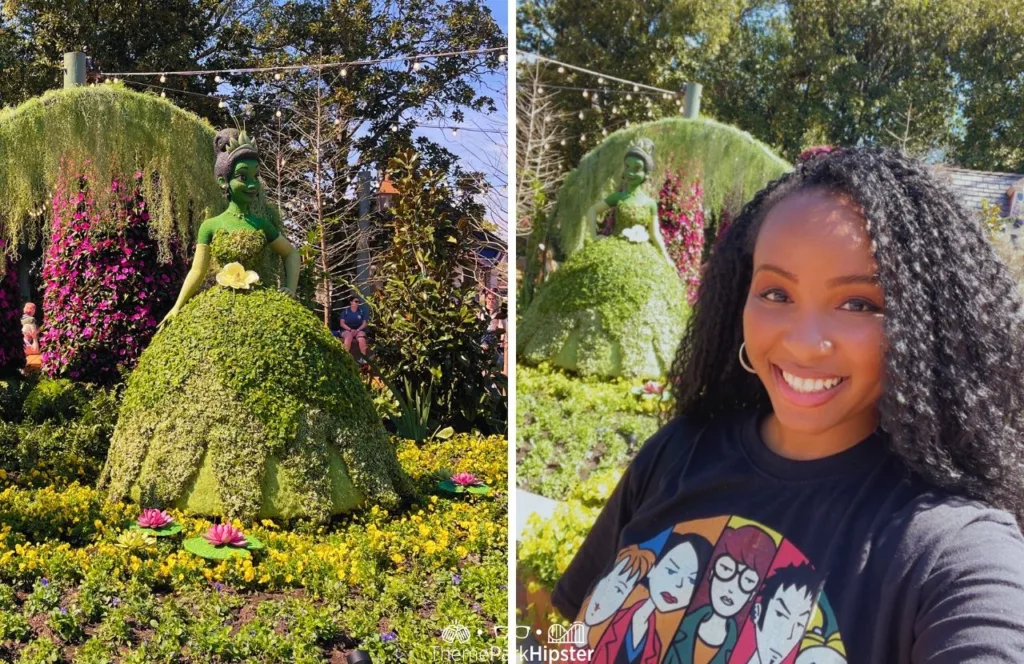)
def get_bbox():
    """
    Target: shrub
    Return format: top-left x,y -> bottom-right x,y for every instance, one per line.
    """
519,468 -> 623,592
369,151 -> 505,437
22,379 -> 88,424
516,363 -> 661,498
0,376 -> 34,422
41,163 -> 185,385
102,285 -> 414,521
0,244 -> 24,379
517,236 -> 689,379
658,171 -> 705,304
